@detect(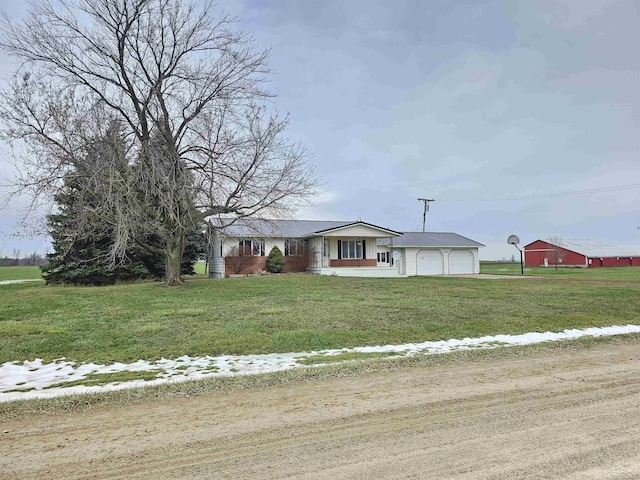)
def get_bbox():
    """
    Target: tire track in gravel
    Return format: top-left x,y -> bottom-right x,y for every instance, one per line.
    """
2,343 -> 640,479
